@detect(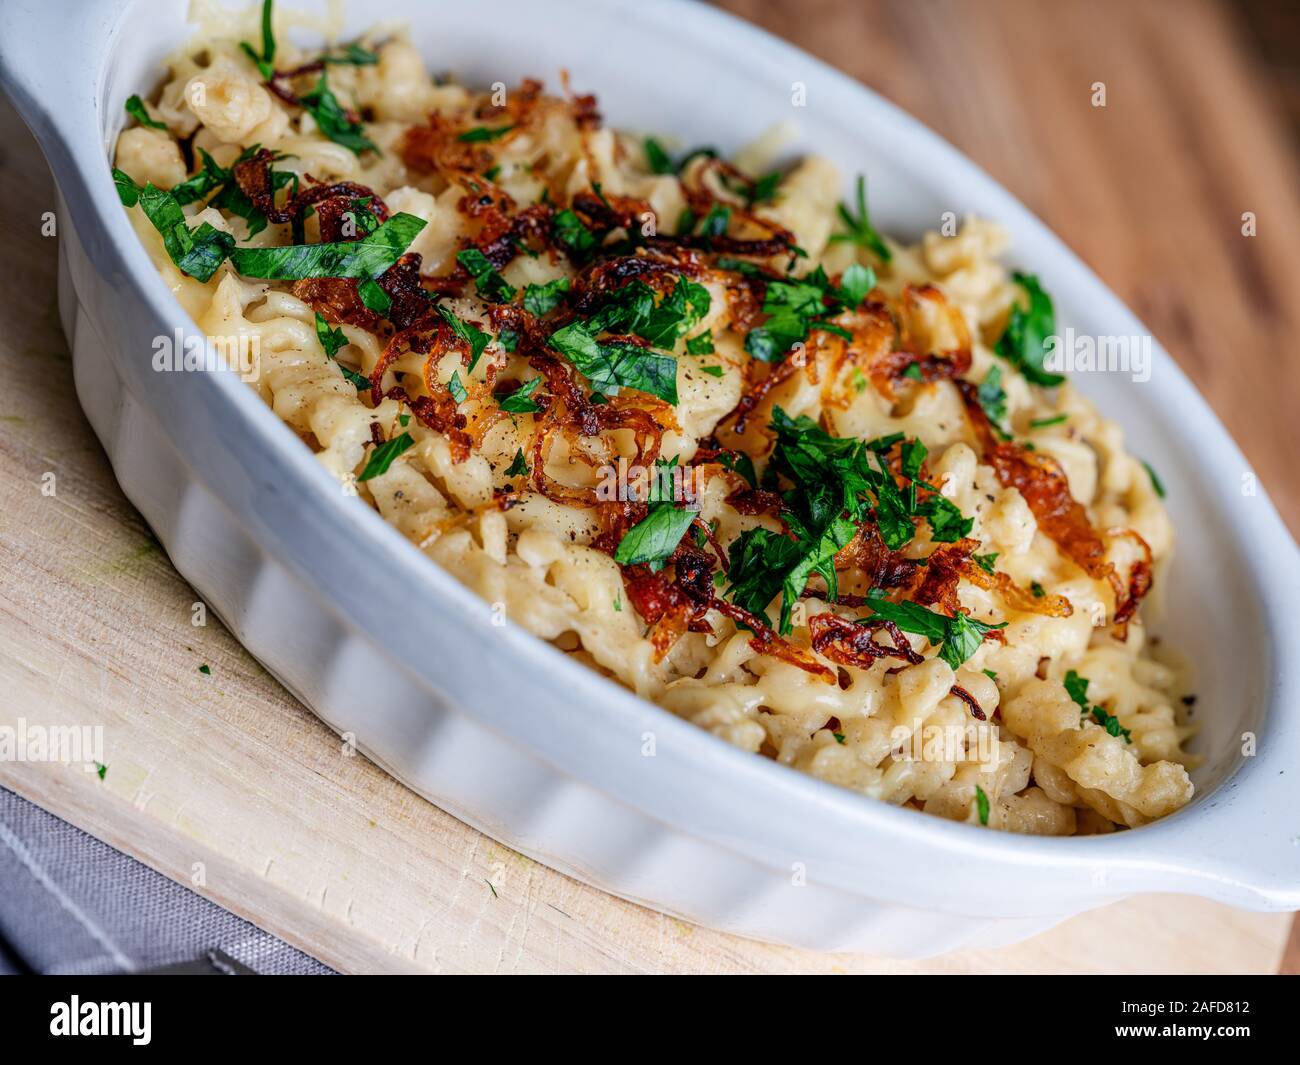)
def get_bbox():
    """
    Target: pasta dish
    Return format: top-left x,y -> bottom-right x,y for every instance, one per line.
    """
112,1 -> 1198,834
